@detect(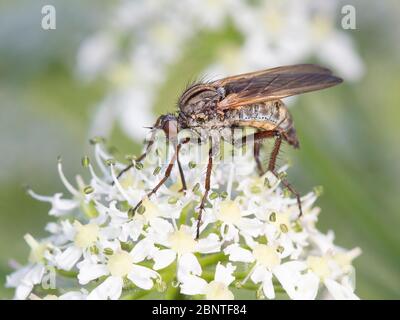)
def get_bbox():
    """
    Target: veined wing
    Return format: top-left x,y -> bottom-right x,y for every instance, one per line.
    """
213,64 -> 342,110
